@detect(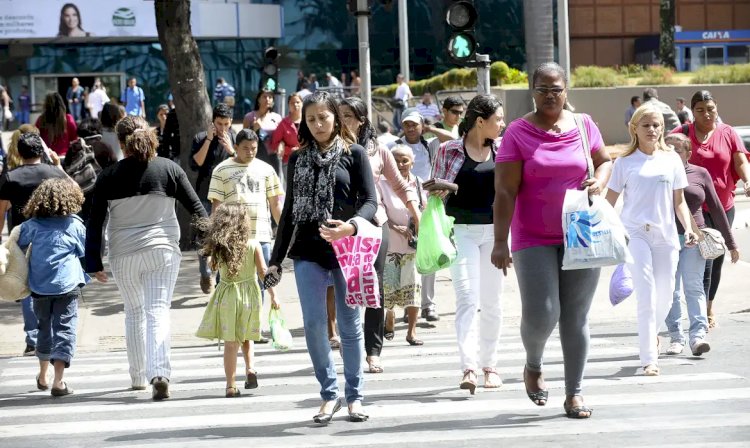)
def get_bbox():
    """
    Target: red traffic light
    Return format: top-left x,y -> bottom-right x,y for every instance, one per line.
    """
446,1 -> 477,31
